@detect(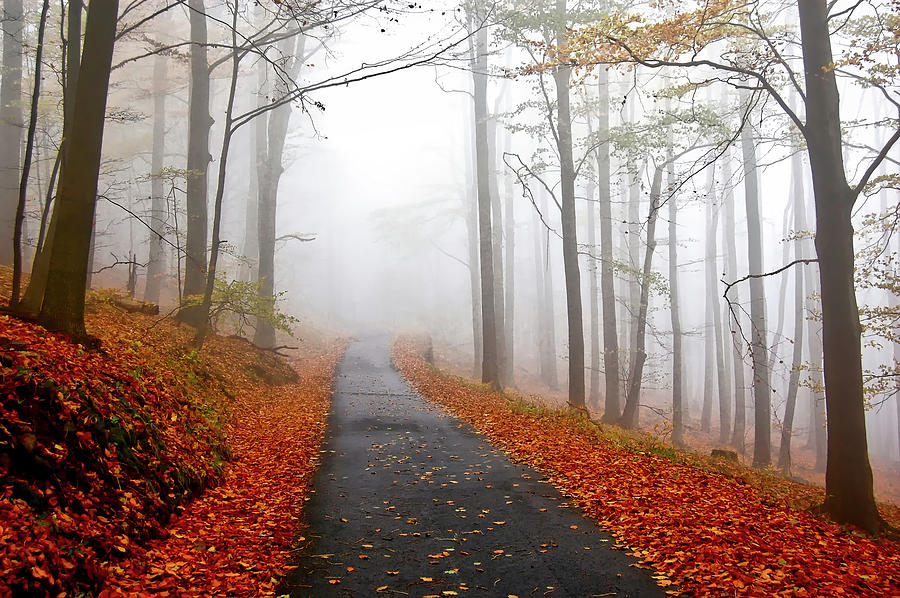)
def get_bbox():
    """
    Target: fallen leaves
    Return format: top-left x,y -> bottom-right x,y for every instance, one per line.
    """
394,340 -> 900,598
